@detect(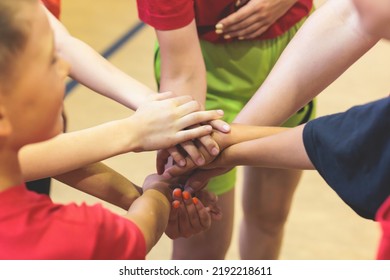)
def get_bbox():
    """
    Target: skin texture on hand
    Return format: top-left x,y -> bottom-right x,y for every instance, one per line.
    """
130,92 -> 225,152
141,175 -> 221,240
216,0 -> 298,40
165,188 -> 221,239
156,119 -> 231,175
